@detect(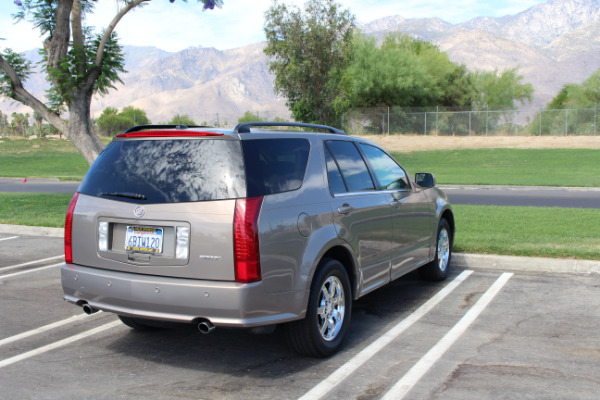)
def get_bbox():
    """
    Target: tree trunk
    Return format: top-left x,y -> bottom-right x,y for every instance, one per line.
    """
66,92 -> 104,165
